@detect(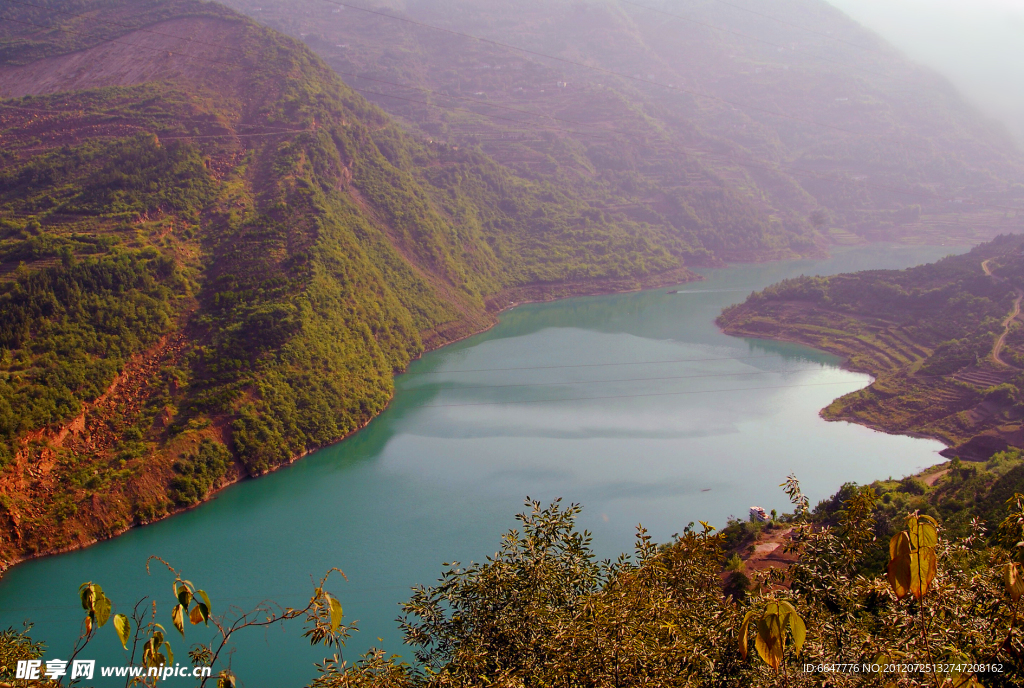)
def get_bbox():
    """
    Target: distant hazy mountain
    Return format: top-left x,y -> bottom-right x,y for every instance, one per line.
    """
225,0 -> 1024,254
827,0 -> 1024,148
